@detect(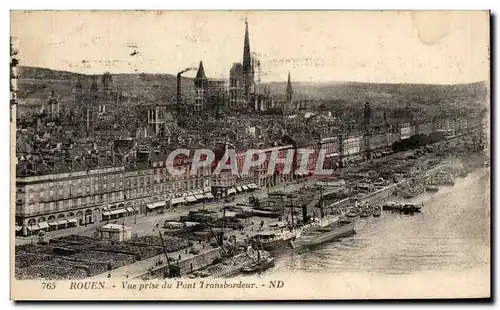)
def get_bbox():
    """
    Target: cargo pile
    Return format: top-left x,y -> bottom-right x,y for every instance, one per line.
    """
15,252 -> 53,269
128,235 -> 191,253
15,234 -> 192,280
177,230 -> 212,242
16,258 -> 90,280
